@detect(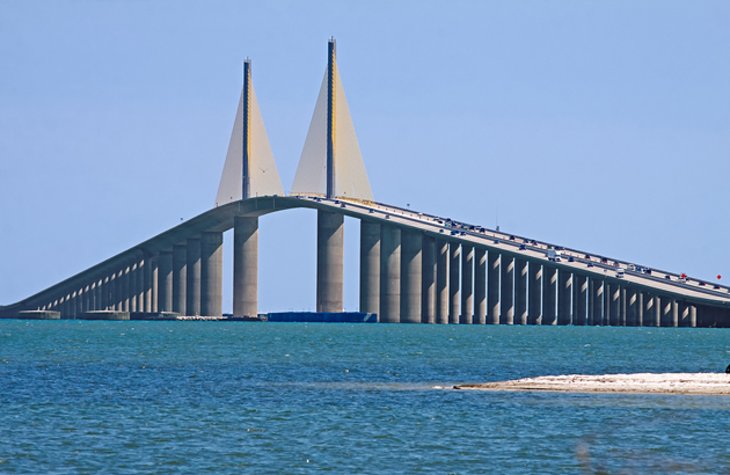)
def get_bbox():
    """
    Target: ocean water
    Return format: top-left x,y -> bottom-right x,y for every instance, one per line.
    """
1,321 -> 729,474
